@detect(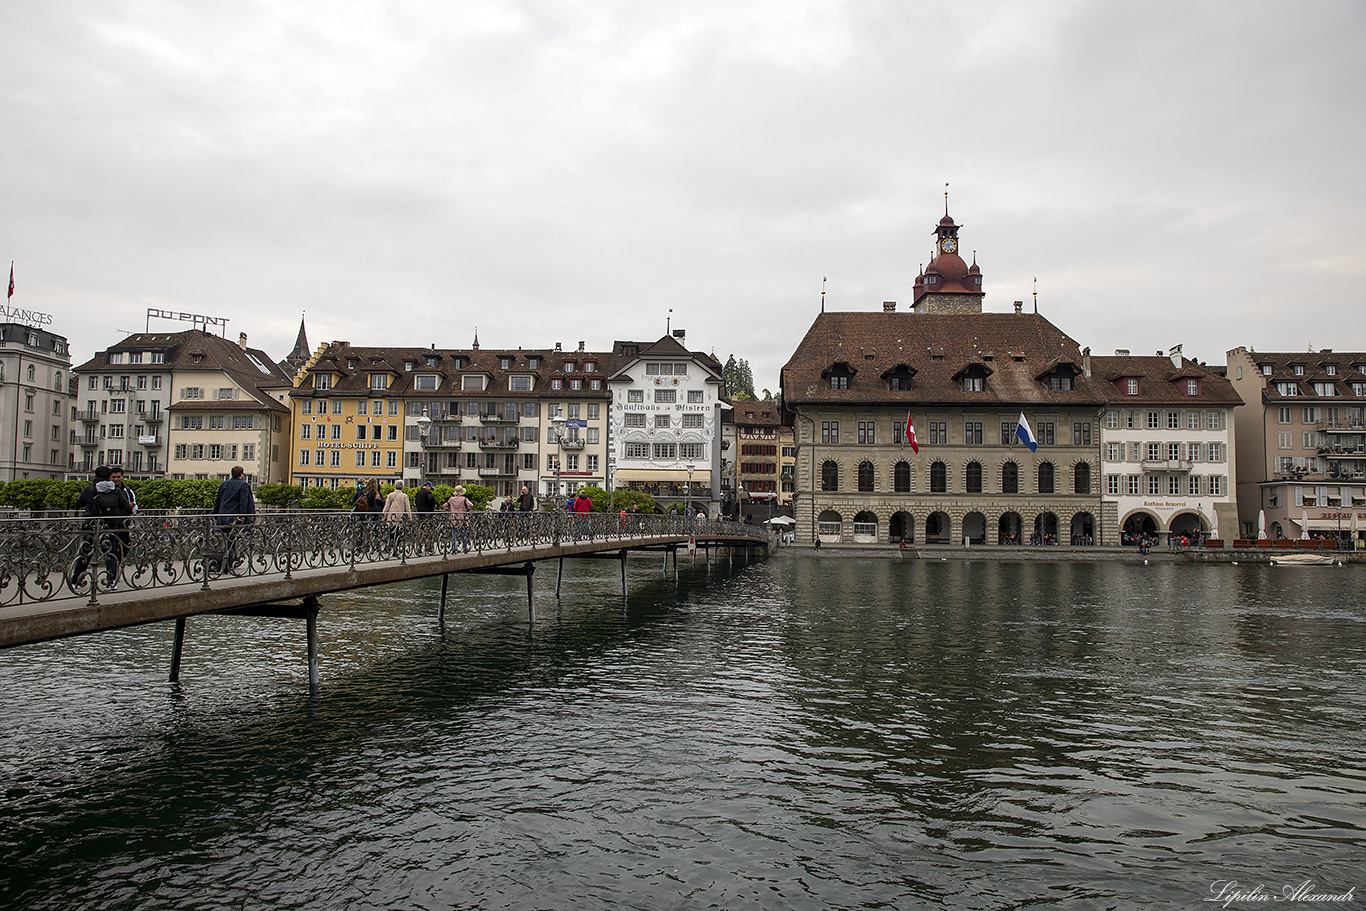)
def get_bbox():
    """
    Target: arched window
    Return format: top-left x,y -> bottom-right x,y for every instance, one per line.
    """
1038,461 -> 1055,494
1002,461 -> 1018,494
894,461 -> 911,493
930,461 -> 947,493
858,461 -> 874,492
965,461 -> 982,494
821,460 -> 839,492
1074,462 -> 1091,494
